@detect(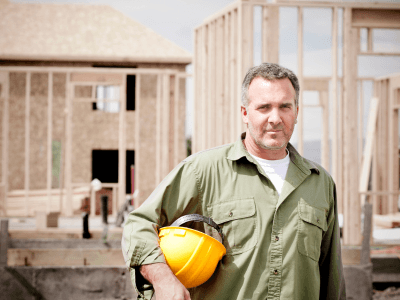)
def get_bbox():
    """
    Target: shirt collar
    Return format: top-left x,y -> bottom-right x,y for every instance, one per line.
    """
227,132 -> 320,175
